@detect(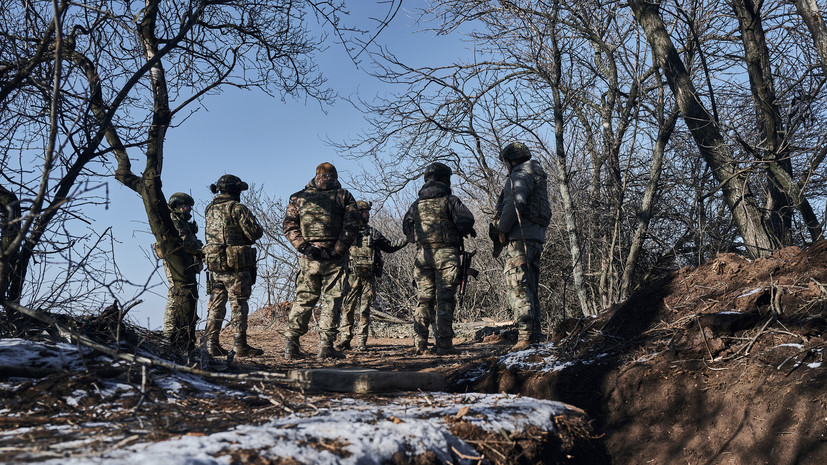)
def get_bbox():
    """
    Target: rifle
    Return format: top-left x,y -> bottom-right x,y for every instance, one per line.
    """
457,250 -> 479,308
